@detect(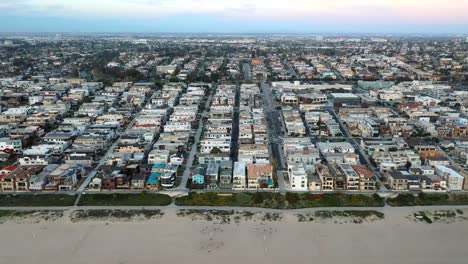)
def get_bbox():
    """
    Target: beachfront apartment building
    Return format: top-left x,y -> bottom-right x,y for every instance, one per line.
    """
352,165 -> 377,191
0,166 -> 43,192
233,162 -> 247,190
339,164 -> 360,191
160,164 -> 178,188
219,162 -> 233,189
434,165 -> 464,191
317,164 -> 334,191
387,171 -> 409,191
247,163 -> 273,189
288,163 -> 308,191
206,163 -> 220,188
